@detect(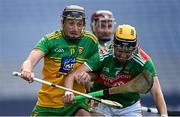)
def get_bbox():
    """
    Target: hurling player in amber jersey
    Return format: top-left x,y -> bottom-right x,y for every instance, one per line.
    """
20,5 -> 99,116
